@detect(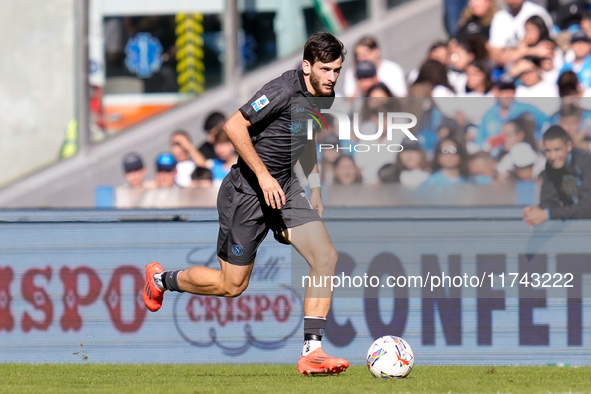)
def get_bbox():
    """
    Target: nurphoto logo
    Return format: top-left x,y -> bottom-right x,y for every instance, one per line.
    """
305,108 -> 418,153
